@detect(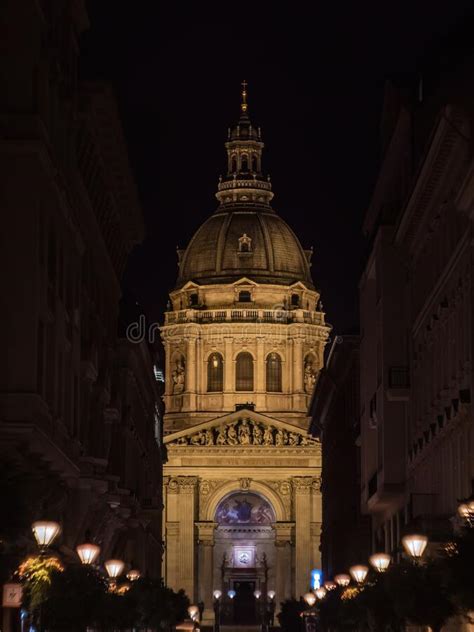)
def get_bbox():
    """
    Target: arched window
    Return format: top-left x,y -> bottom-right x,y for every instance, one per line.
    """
238,290 -> 251,302
241,154 -> 248,172
207,353 -> 224,392
251,155 -> 258,171
266,352 -> 282,392
231,156 -> 237,172
236,352 -> 254,391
